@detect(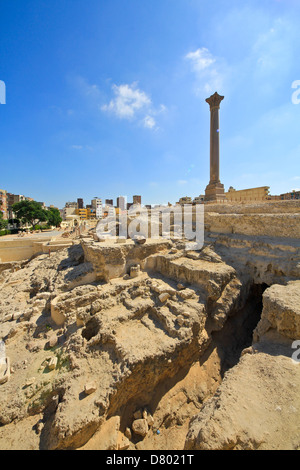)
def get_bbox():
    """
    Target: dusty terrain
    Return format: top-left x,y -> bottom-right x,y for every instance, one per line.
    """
0,202 -> 300,450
